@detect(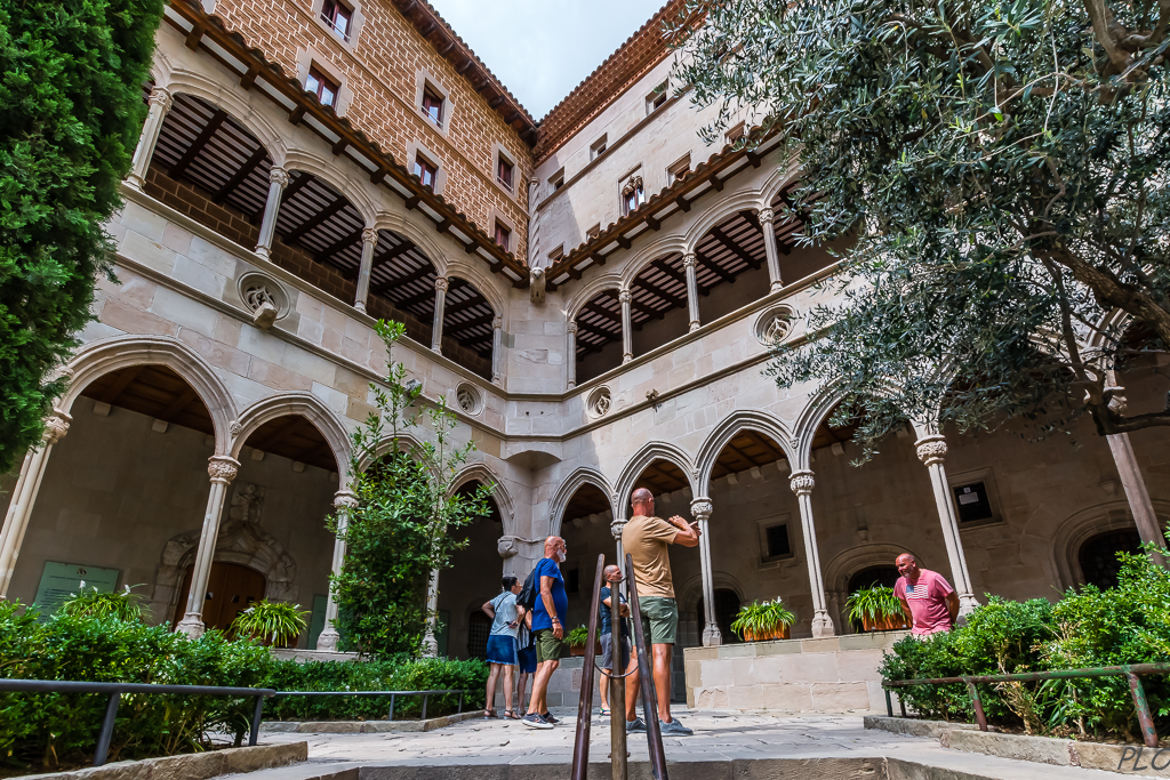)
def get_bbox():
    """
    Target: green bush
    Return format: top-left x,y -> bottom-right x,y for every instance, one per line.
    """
881,546 -> 1170,741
